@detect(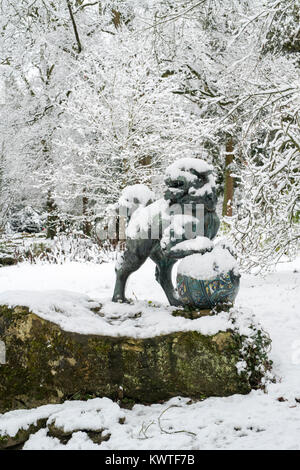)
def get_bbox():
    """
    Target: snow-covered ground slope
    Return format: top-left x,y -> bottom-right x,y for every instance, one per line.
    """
0,257 -> 299,449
